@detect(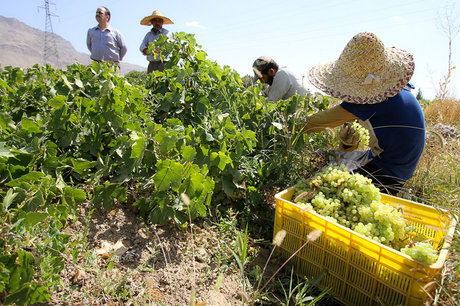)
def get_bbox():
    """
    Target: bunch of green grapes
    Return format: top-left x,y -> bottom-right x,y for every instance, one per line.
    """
351,121 -> 370,150
400,242 -> 438,265
294,165 -> 406,247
